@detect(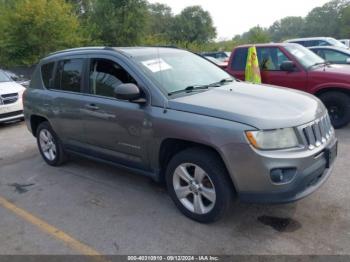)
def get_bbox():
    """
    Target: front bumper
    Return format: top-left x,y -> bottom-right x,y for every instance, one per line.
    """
0,100 -> 24,123
220,136 -> 337,204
